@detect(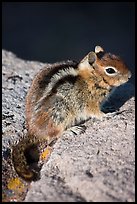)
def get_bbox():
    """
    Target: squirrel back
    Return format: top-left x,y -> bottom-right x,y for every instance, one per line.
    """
12,45 -> 131,181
